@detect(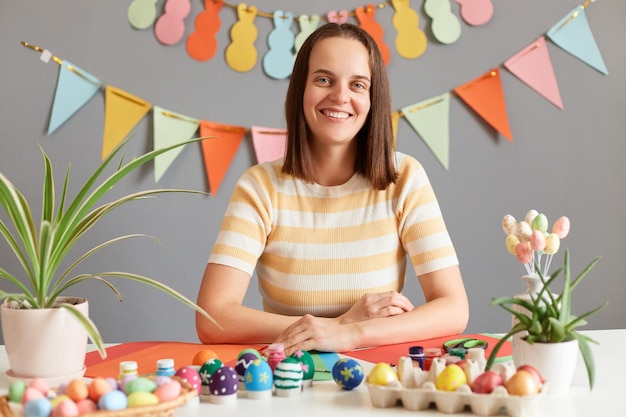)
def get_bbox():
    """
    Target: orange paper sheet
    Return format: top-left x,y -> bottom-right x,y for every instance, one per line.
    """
85,334 -> 511,379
